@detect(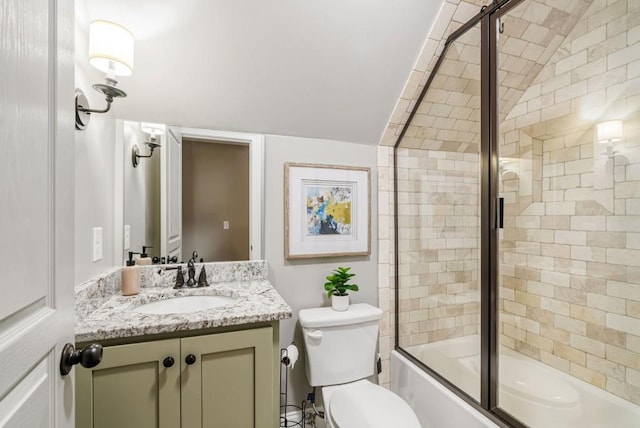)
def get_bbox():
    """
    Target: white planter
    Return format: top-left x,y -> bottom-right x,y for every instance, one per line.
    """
331,294 -> 349,311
